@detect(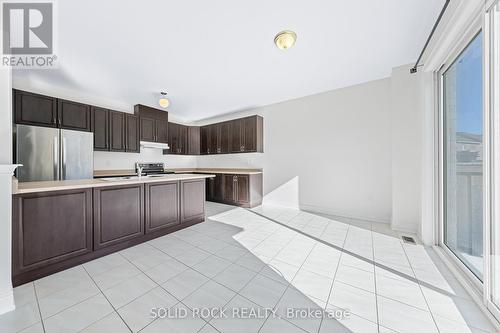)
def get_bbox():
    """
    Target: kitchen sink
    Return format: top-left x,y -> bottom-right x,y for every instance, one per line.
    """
99,175 -> 168,182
